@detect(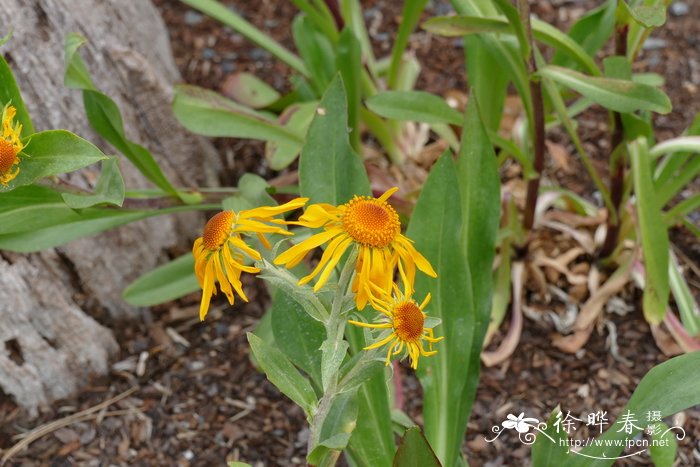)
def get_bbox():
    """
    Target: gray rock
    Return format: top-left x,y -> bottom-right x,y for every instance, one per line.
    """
670,2 -> 689,16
